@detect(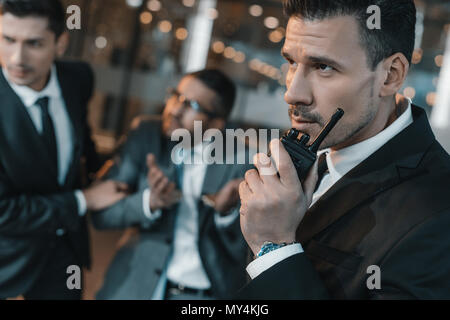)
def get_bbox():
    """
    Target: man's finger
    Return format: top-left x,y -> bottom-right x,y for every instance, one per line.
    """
269,139 -> 301,188
244,169 -> 263,194
303,159 -> 319,204
253,153 -> 278,183
239,180 -> 252,201
115,181 -> 130,193
161,182 -> 176,195
155,177 -> 169,193
151,173 -> 165,191
147,154 -> 156,169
